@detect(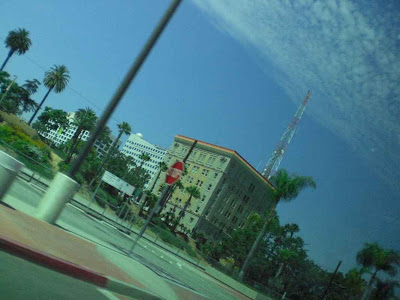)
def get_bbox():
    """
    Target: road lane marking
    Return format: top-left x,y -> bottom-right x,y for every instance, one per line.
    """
97,288 -> 121,300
